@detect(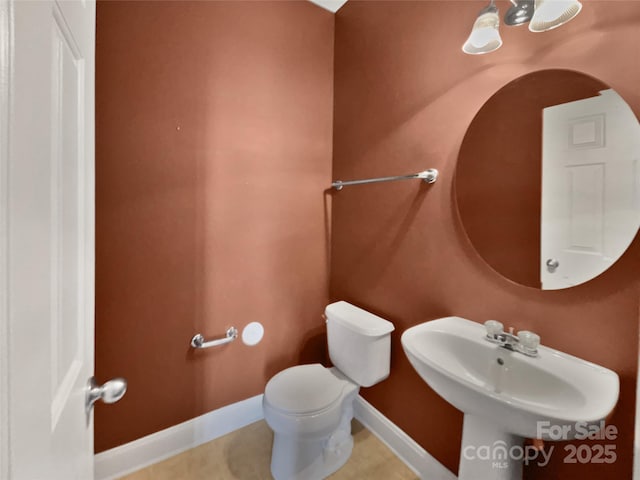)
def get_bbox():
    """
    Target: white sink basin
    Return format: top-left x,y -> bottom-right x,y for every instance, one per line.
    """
401,317 -> 619,480
402,317 -> 620,480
